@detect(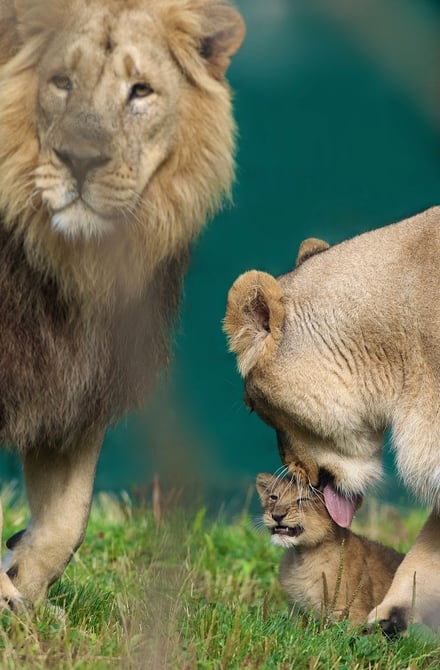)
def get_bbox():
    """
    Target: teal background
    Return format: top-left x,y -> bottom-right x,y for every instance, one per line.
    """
4,0 -> 440,512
